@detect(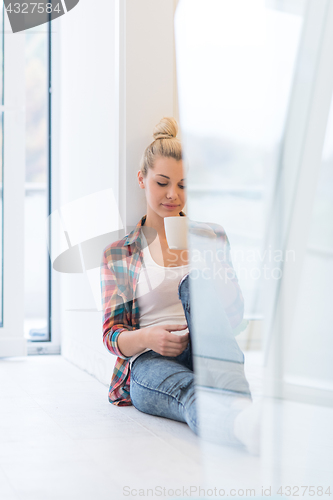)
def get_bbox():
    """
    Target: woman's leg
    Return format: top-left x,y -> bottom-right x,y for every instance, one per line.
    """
130,348 -> 248,448
130,348 -> 198,435
177,273 -> 259,451
130,273 -> 254,450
